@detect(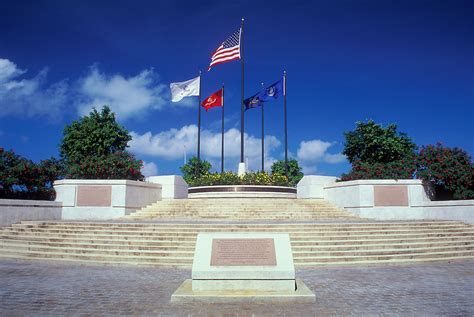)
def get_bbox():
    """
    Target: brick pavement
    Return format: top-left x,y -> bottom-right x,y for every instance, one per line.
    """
1,259 -> 473,316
